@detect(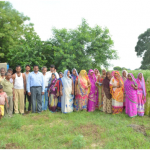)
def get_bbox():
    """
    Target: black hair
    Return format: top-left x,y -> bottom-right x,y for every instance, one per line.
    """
0,85 -> 3,89
8,68 -> 13,72
25,65 -> 31,68
33,65 -> 39,68
5,72 -> 11,76
50,65 -> 55,68
16,65 -> 21,68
